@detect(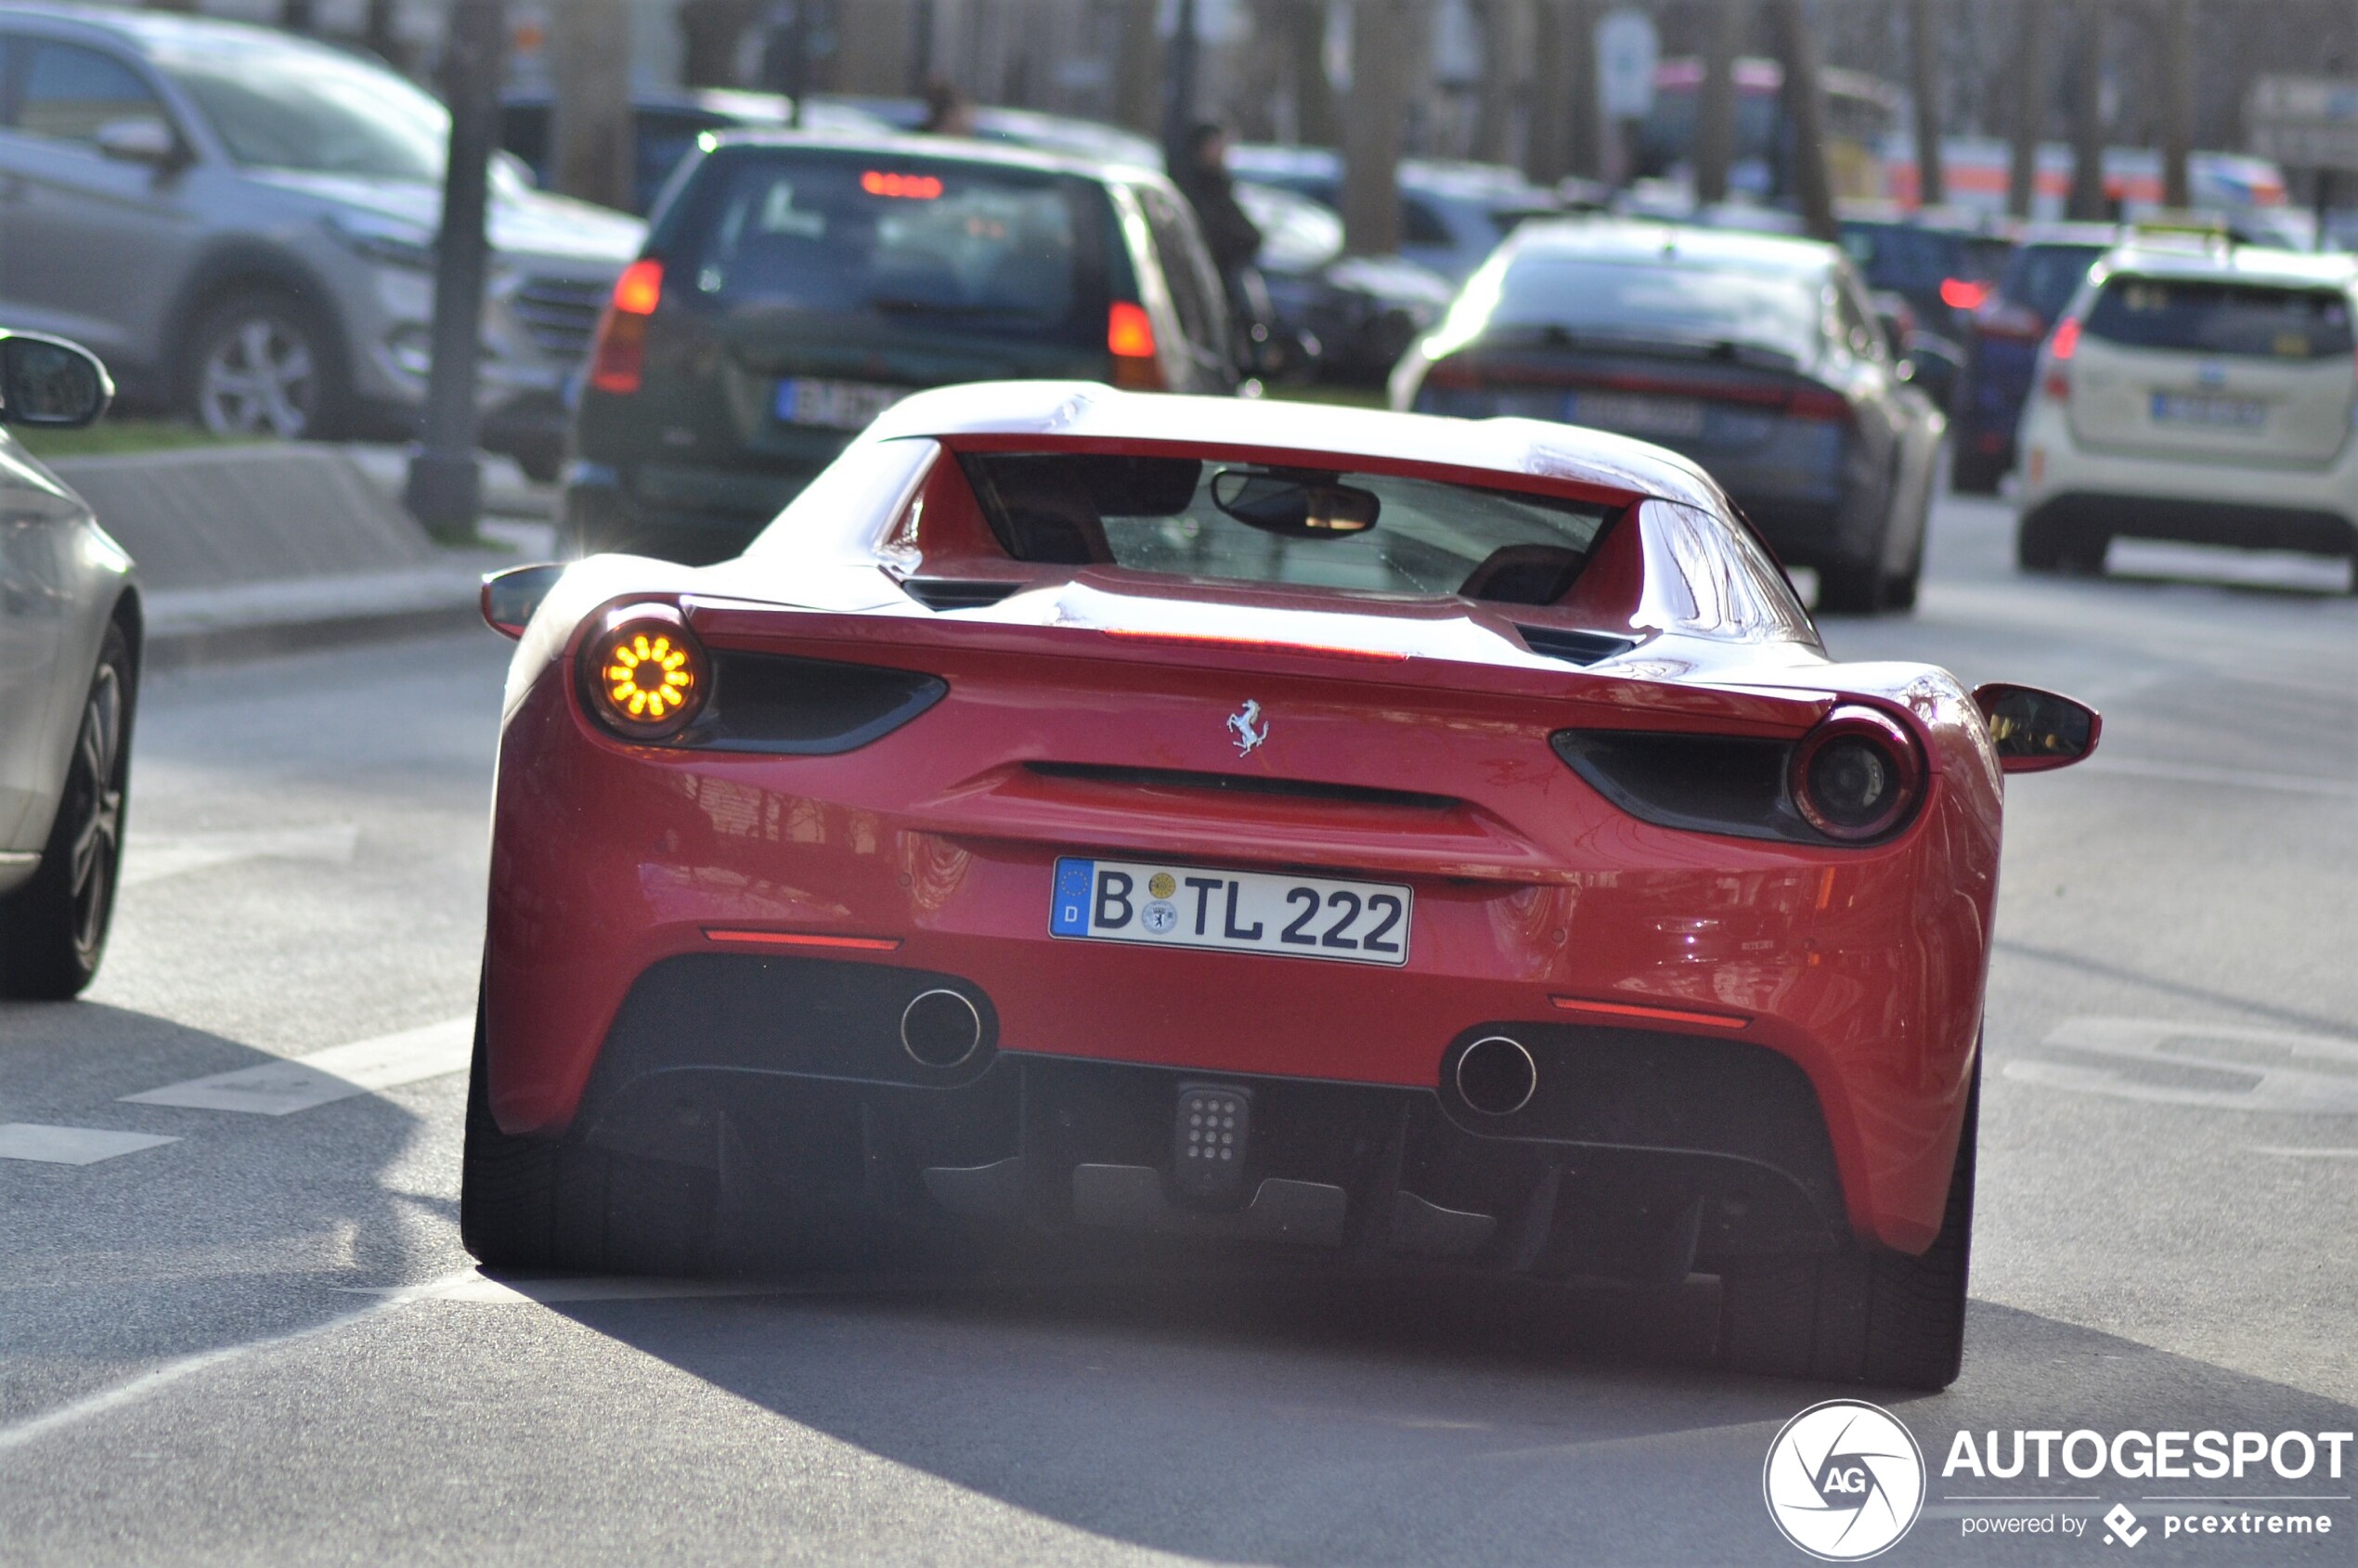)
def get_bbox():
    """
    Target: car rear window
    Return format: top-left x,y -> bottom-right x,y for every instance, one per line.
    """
2007,244 -> 2105,320
1490,256 -> 1820,366
665,149 -> 1108,344
2082,278 -> 2354,359
1838,224 -> 1964,292
958,452 -> 1614,601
